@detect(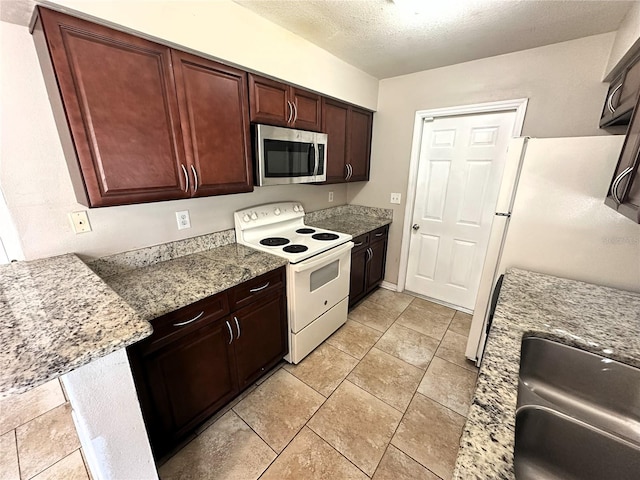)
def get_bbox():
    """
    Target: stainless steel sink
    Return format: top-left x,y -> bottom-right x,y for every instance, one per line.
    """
514,336 -> 640,479
515,405 -> 640,480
